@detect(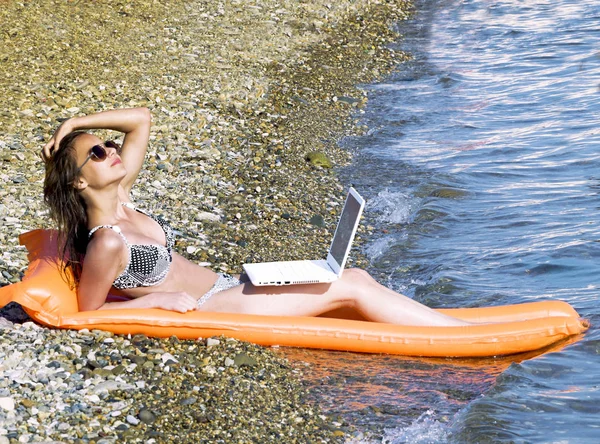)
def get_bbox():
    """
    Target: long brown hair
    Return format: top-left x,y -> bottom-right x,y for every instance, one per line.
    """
43,131 -> 90,286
